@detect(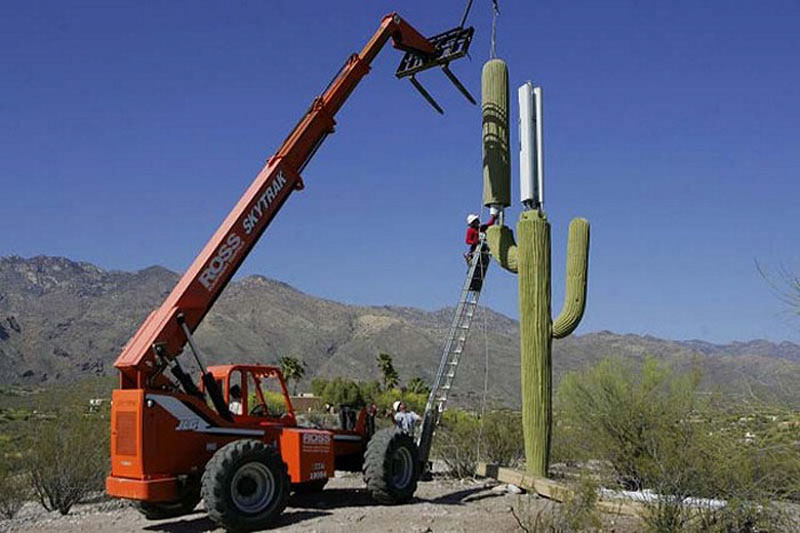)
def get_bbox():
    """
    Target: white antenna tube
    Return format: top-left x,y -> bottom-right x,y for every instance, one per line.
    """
534,85 -> 544,210
518,82 -> 544,211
